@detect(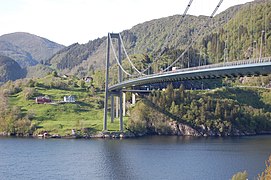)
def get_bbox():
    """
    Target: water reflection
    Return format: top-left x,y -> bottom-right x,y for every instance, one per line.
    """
99,139 -> 137,180
0,136 -> 270,180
